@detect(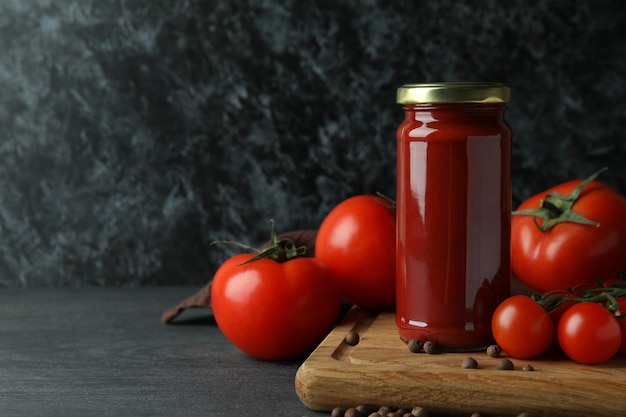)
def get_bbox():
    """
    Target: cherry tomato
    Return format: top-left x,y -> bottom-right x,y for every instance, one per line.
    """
557,302 -> 621,364
491,295 -> 554,359
614,297 -> 626,355
211,254 -> 341,360
601,273 -> 626,289
512,170 -> 626,293
315,195 -> 396,310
